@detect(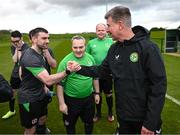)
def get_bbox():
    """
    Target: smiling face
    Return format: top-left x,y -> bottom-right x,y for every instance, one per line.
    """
106,17 -> 121,41
72,39 -> 86,58
96,24 -> 107,40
